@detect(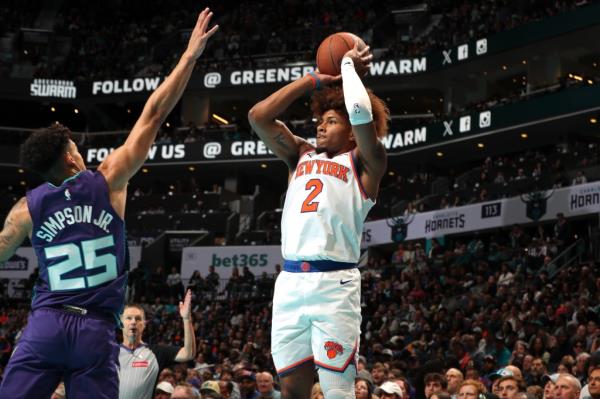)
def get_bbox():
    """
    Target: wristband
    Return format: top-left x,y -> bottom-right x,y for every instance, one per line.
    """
307,71 -> 321,91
